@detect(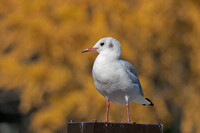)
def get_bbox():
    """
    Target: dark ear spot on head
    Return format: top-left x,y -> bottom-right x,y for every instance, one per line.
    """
109,43 -> 113,48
